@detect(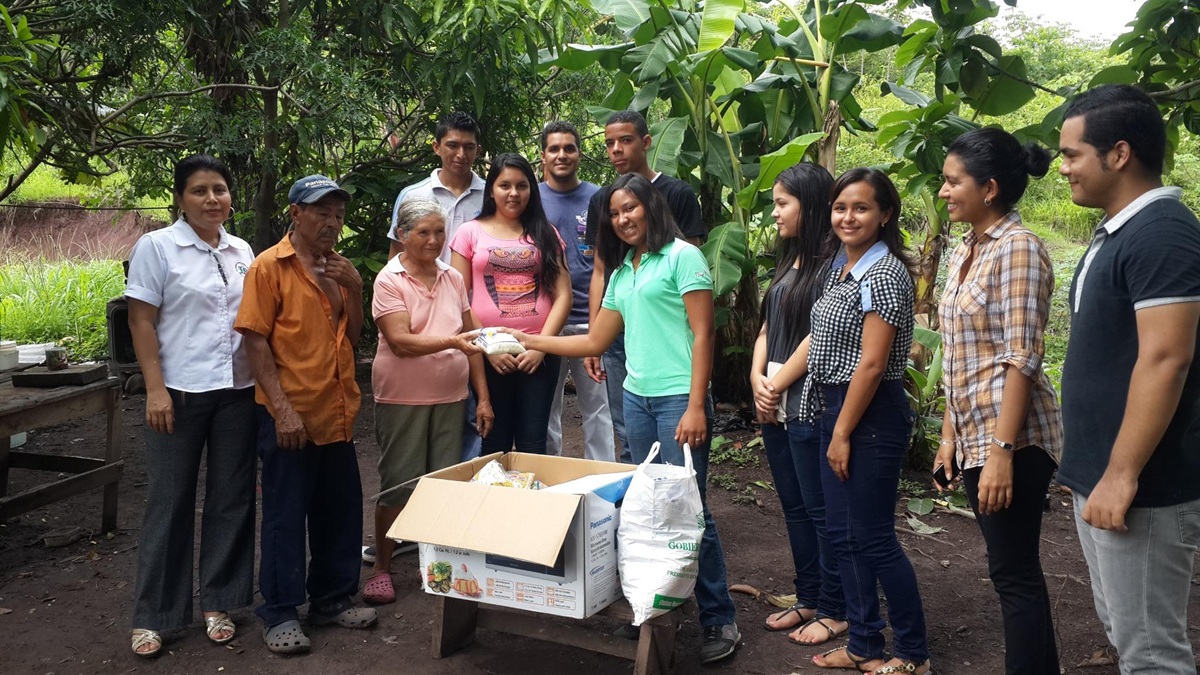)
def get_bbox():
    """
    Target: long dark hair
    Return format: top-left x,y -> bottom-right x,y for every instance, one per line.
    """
760,163 -> 834,348
595,173 -> 684,270
478,153 -> 562,297
947,128 -> 1051,211
830,168 -> 918,275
